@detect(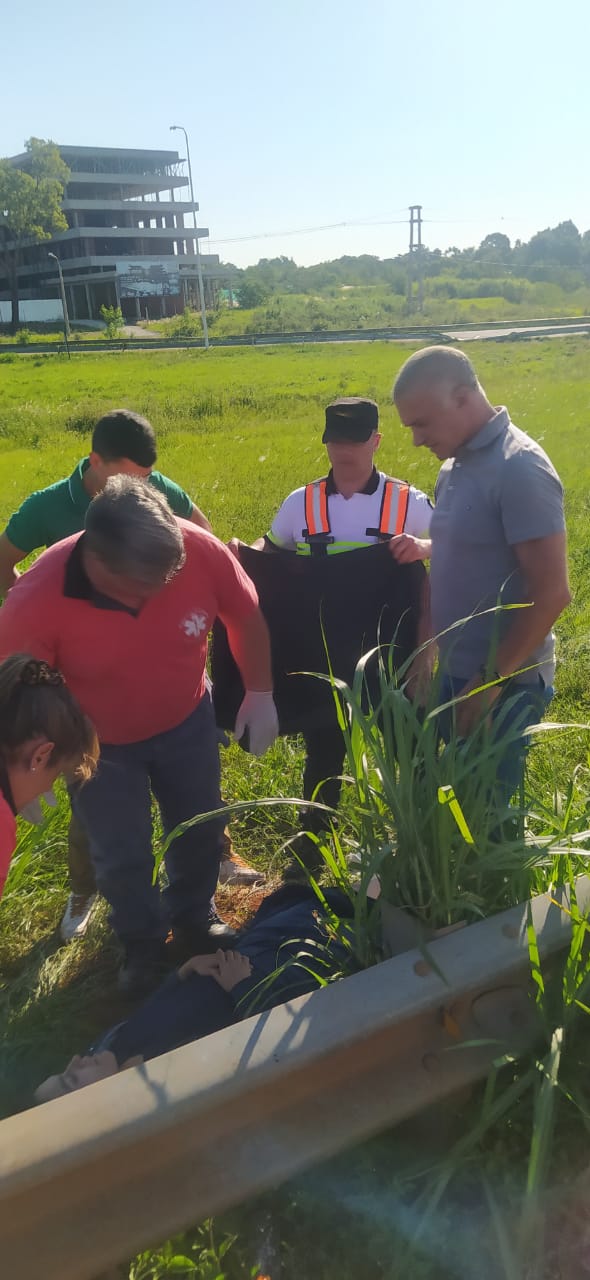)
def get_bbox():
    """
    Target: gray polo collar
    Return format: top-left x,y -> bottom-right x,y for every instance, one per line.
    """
460,407 -> 510,455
